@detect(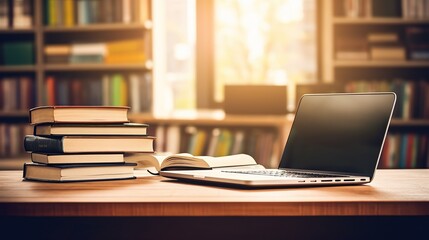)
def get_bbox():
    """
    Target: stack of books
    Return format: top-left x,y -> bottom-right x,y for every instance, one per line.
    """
23,106 -> 155,182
